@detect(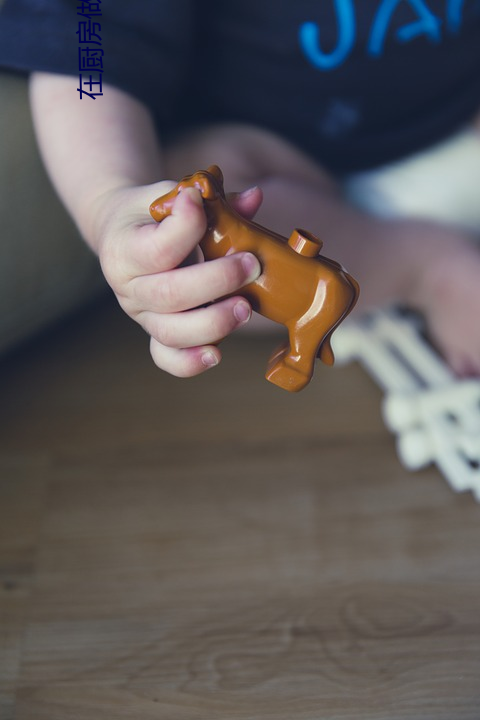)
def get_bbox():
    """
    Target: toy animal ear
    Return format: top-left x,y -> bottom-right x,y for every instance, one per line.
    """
207,165 -> 224,185
195,172 -> 218,201
197,165 -> 224,199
